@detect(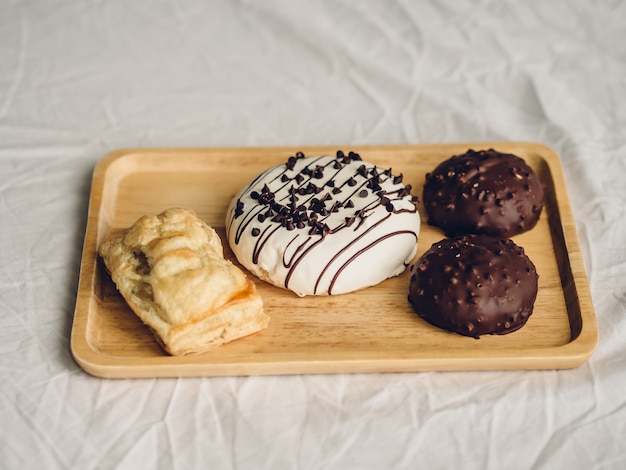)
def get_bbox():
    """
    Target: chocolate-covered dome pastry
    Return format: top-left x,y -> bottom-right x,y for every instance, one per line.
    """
423,149 -> 544,237
408,234 -> 538,338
